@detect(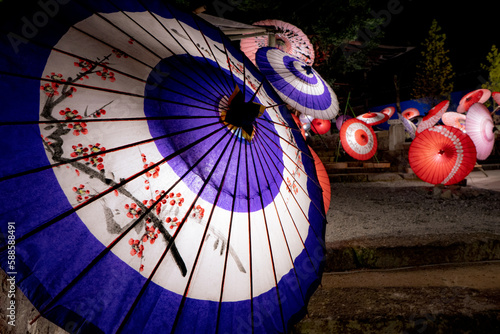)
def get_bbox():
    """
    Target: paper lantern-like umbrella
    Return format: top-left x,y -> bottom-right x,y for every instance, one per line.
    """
416,100 -> 449,135
240,19 -> 315,66
356,112 -> 390,127
442,112 -> 466,132
409,126 -> 477,185
309,146 -> 331,214
402,108 -> 420,120
457,89 -> 491,113
255,47 -> 339,120
340,118 -> 378,160
398,112 -> 417,139
381,106 -> 396,118
465,103 -> 495,160
0,2 -> 326,333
